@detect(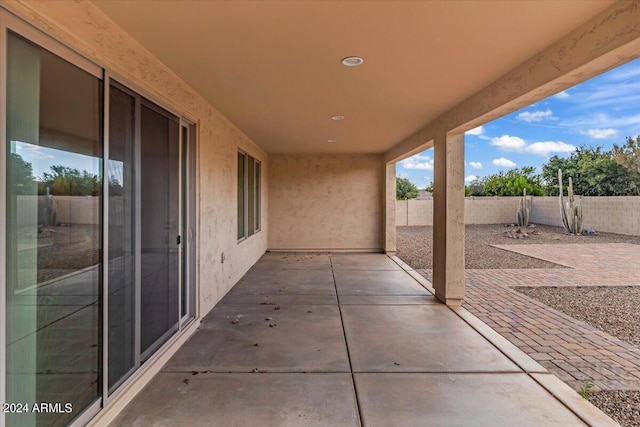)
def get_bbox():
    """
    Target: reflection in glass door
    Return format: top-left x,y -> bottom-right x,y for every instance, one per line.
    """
5,31 -> 102,426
